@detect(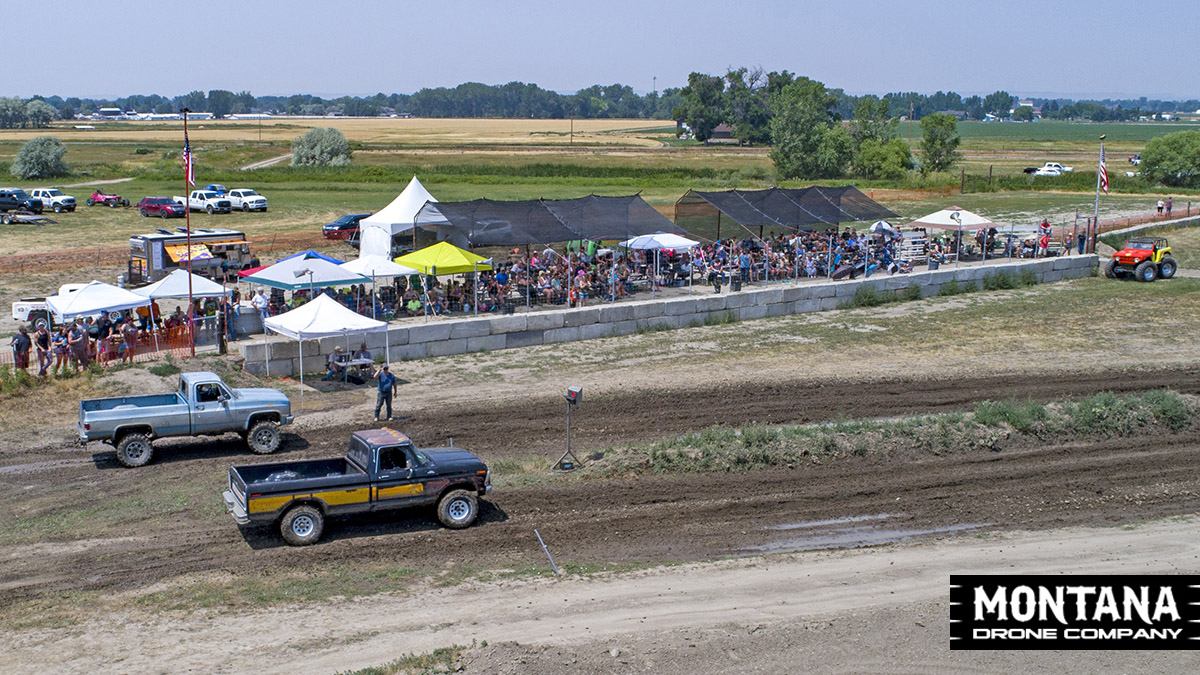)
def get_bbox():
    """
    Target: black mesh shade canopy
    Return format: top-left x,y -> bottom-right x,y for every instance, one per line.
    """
414,194 -> 686,248
676,186 -> 898,232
